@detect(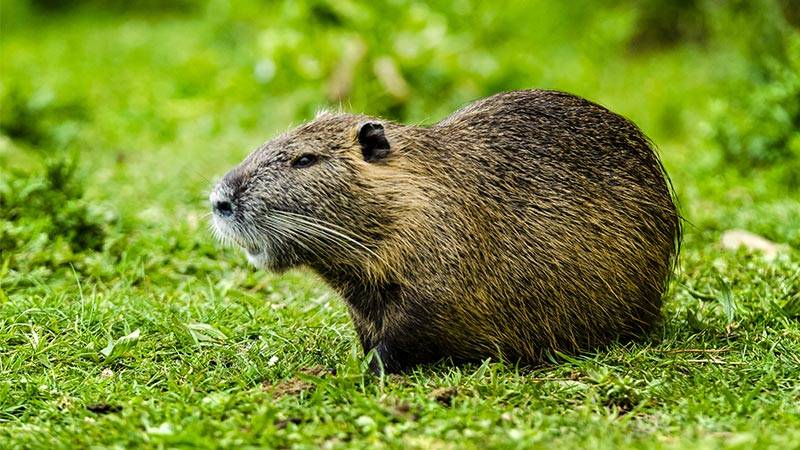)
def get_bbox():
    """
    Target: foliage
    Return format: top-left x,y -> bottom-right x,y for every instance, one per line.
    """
0,84 -> 87,147
712,33 -> 800,186
628,0 -> 709,50
0,156 -> 114,274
